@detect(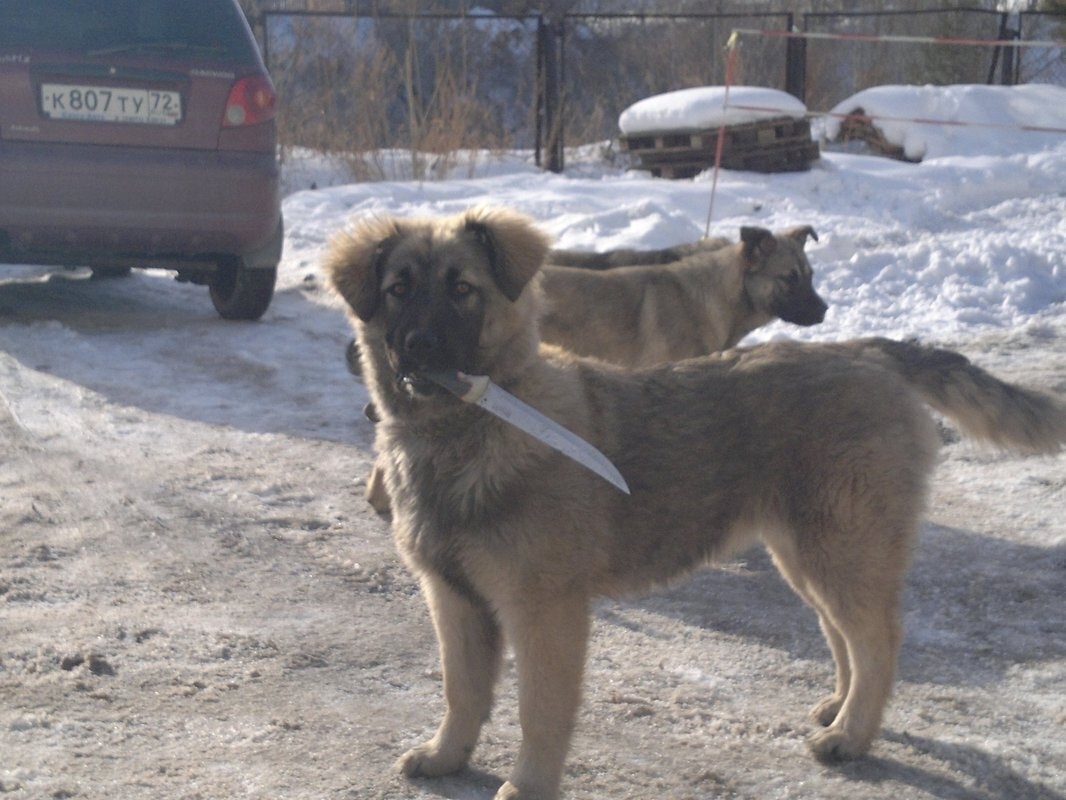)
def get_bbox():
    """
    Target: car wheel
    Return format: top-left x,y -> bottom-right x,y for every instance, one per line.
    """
209,260 -> 277,320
